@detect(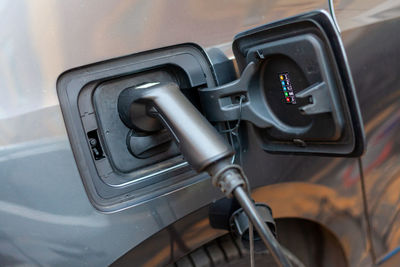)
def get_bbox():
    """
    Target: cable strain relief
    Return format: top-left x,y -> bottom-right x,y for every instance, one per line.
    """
211,164 -> 247,197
